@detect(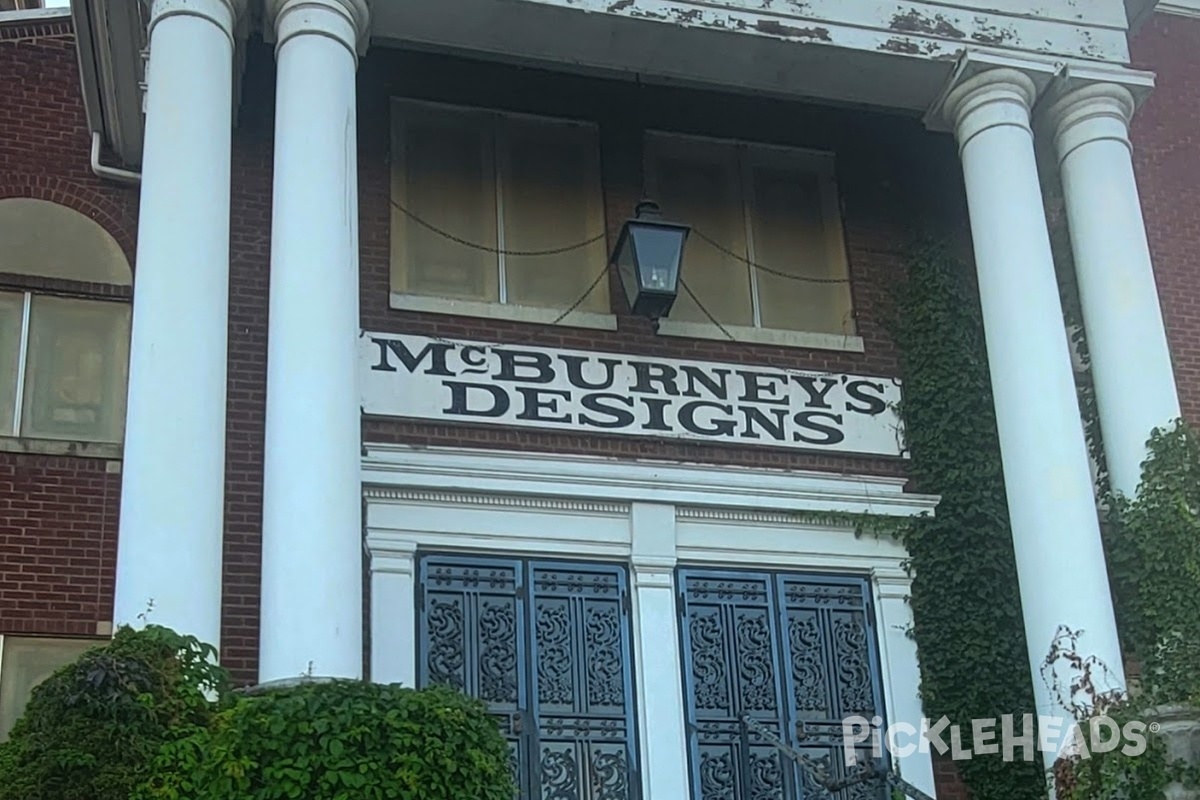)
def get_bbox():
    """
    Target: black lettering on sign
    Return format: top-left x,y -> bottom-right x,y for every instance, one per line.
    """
737,371 -> 788,405
579,393 -> 636,429
560,355 -> 622,391
515,387 -> 572,424
845,379 -> 888,416
791,375 -> 839,409
495,349 -> 554,384
459,346 -> 489,375
444,381 -> 509,418
680,365 -> 731,399
371,337 -> 454,376
793,411 -> 845,445
638,397 -> 673,432
679,401 -> 736,437
631,362 -> 681,396
739,407 -> 788,441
